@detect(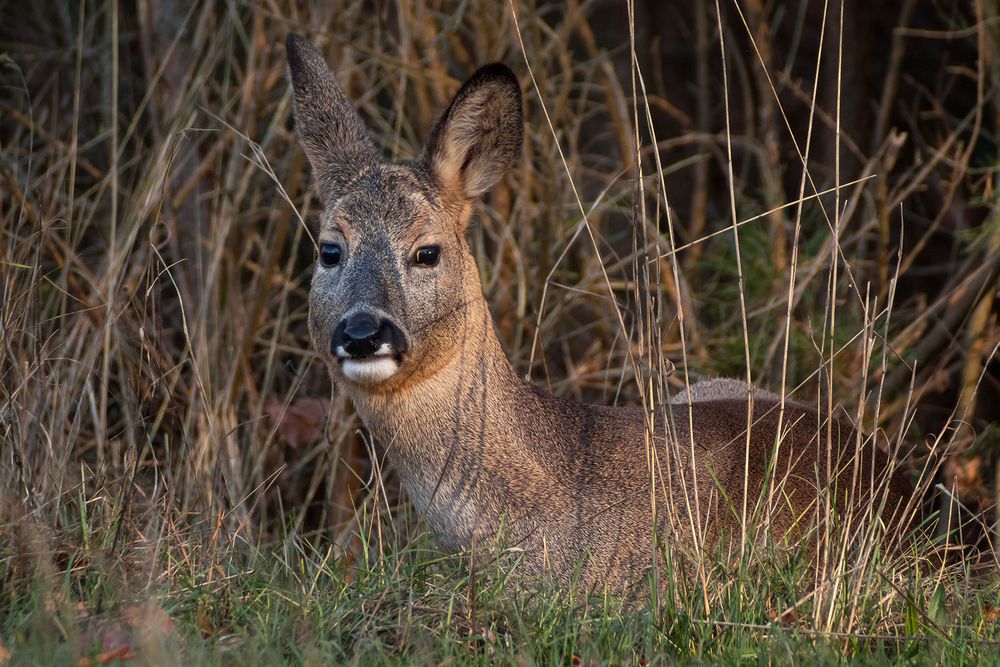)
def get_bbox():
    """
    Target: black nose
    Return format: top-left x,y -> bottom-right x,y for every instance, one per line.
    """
331,312 -> 407,359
